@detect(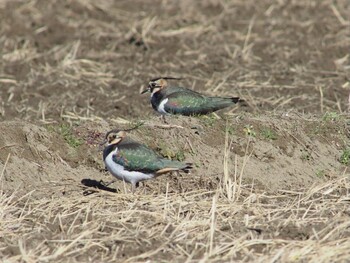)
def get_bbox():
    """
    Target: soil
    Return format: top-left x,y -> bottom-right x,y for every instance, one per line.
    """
1,0 -> 350,262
